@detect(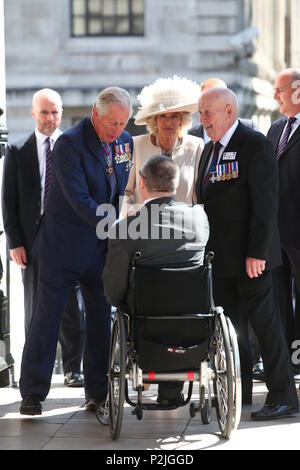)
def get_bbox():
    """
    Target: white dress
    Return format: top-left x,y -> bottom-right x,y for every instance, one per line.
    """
125,133 -> 204,206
